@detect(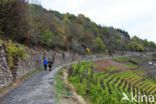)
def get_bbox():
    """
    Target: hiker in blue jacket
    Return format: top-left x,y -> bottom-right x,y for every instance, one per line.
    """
43,57 -> 48,71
